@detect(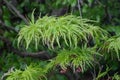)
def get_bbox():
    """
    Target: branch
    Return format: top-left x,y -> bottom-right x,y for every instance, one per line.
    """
1,67 -> 14,80
3,0 -> 29,25
12,49 -> 51,59
77,0 -> 82,17
0,36 -> 51,60
104,6 -> 112,23
0,20 -> 18,33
